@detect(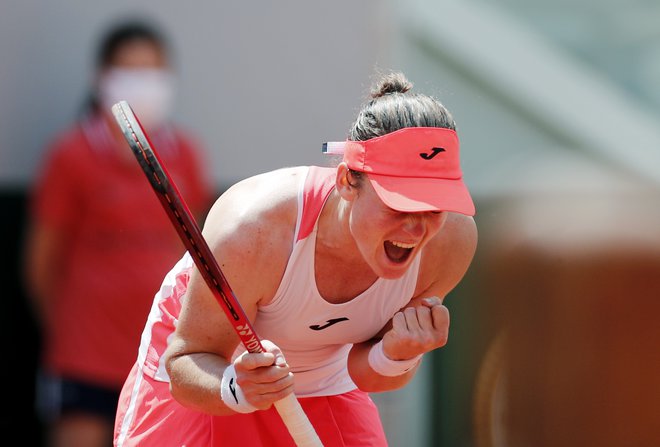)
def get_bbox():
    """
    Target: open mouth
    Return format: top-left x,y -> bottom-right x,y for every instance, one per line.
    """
384,240 -> 416,263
